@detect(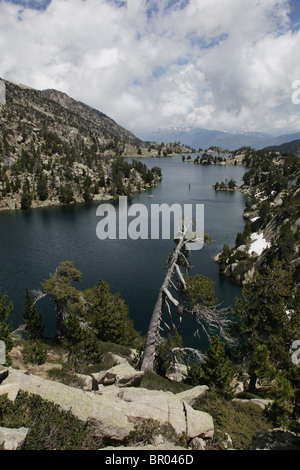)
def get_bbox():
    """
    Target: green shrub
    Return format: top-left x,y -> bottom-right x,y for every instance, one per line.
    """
23,340 -> 47,365
46,366 -> 86,389
124,418 -> 187,448
184,362 -> 202,386
139,371 -> 191,394
0,393 -> 31,429
193,391 -> 271,450
99,341 -> 133,358
0,391 -> 102,450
